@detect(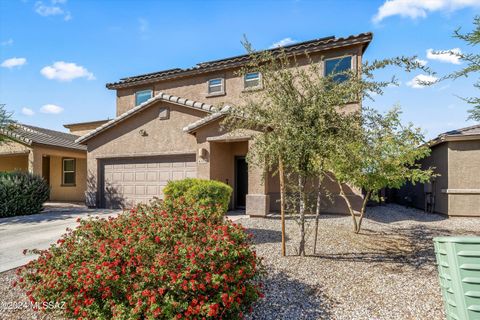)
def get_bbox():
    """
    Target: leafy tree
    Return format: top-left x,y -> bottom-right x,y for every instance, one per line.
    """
0,104 -> 15,144
443,16 -> 480,121
328,107 -> 435,233
224,39 -> 433,255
